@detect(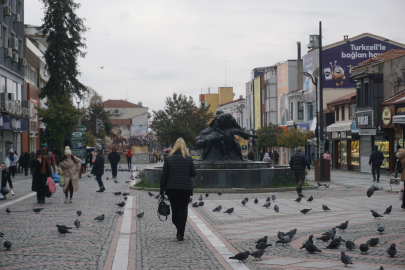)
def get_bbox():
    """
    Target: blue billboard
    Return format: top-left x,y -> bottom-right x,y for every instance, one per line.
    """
322,36 -> 403,88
